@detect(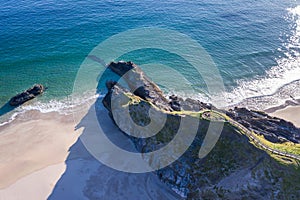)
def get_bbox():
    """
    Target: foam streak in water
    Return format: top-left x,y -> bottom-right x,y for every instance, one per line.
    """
0,92 -> 102,126
222,5 -> 300,109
